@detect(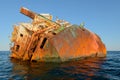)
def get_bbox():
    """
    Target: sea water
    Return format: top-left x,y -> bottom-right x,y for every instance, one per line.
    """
0,51 -> 120,80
